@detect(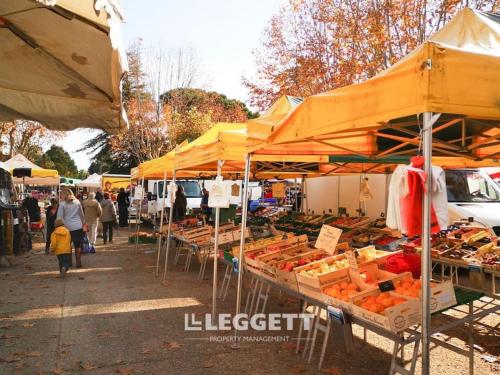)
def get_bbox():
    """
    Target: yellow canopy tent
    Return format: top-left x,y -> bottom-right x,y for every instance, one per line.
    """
248,8 -> 500,373
4,154 -> 59,185
257,9 -> 499,164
